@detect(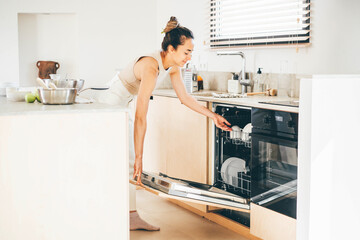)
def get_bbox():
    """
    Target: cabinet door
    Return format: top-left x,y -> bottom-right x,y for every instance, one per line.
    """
142,96 -> 168,174
143,96 -> 209,211
165,97 -> 208,184
250,203 -> 296,240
